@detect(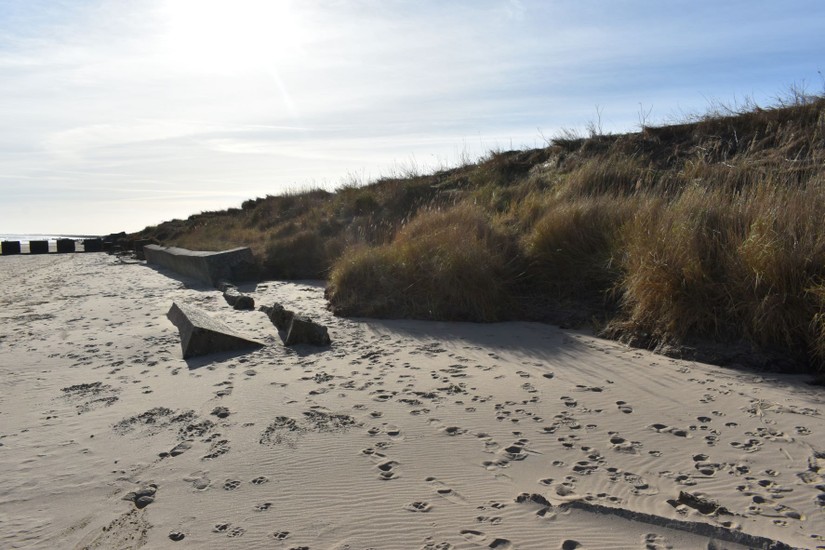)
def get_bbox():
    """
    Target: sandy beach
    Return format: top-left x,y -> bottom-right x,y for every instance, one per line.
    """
1,253 -> 823,549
